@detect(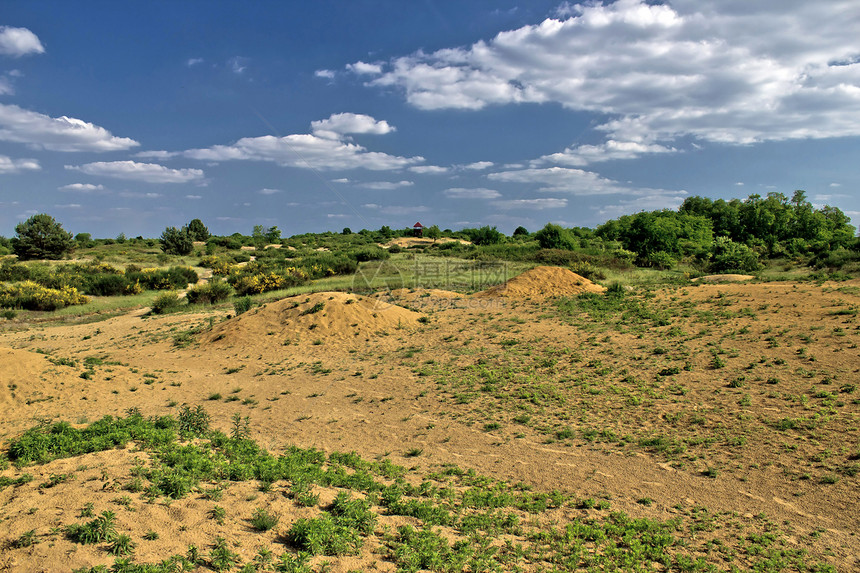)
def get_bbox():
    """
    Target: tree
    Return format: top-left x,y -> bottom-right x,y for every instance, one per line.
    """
342,227 -> 352,235
462,226 -> 504,246
535,223 -> 576,250
160,226 -> 193,255
186,218 -> 210,242
11,213 -> 74,260
425,225 -> 442,242
513,226 -> 529,237
264,226 -> 281,244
